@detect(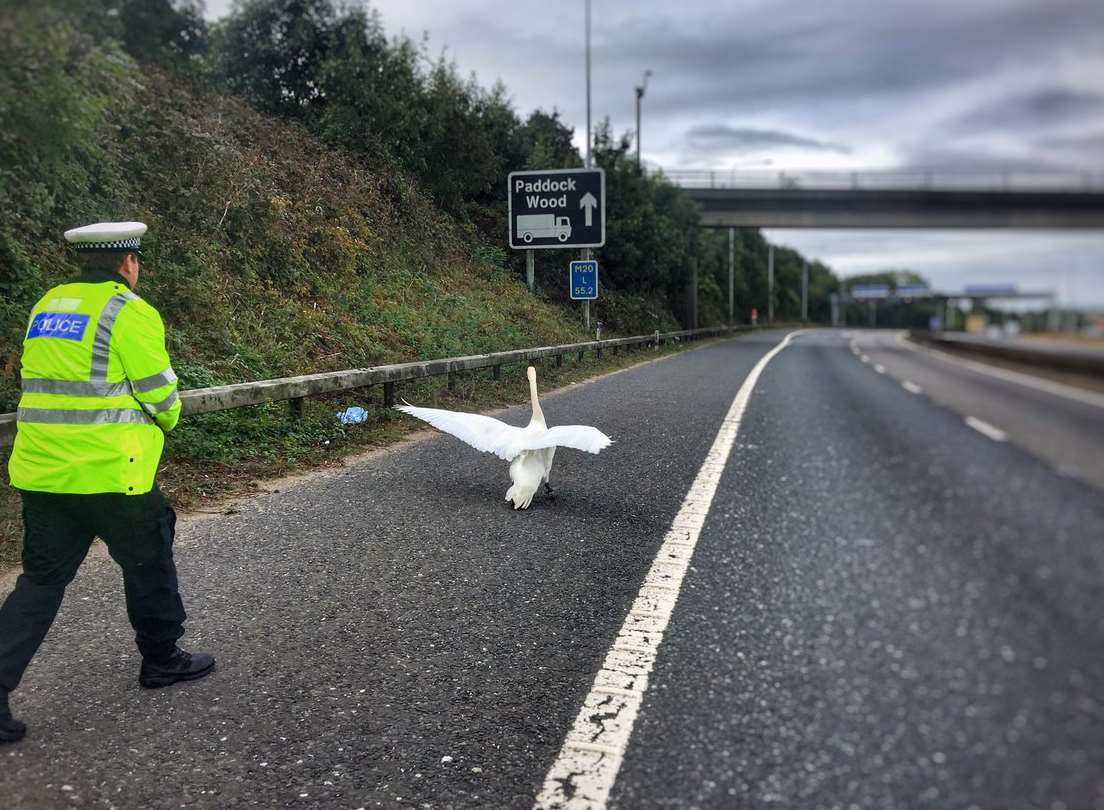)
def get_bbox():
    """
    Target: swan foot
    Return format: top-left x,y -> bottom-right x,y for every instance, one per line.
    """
505,486 -> 536,510
543,482 -> 556,500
